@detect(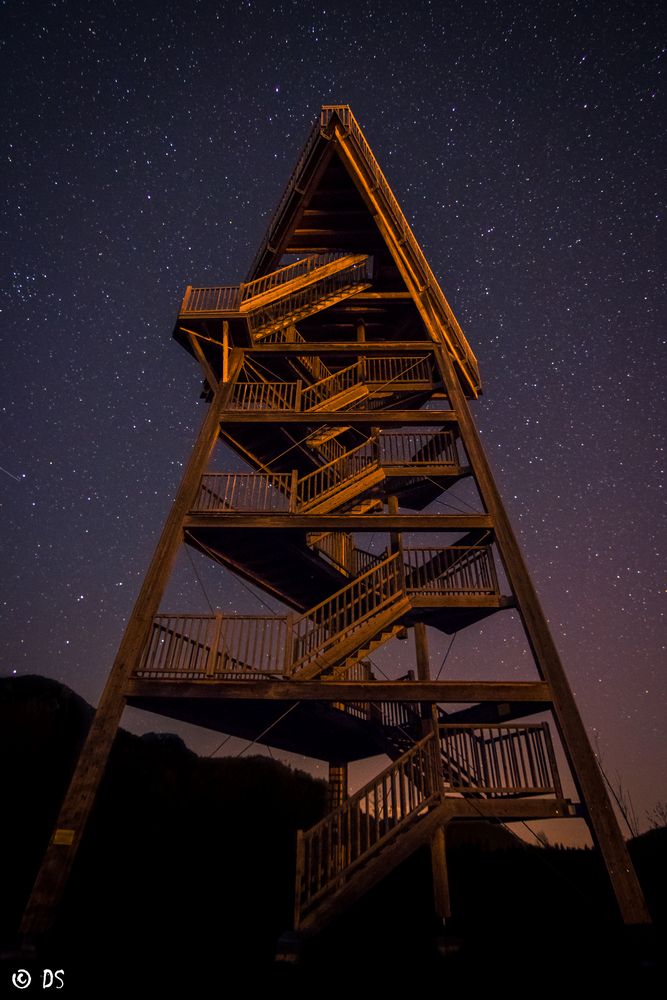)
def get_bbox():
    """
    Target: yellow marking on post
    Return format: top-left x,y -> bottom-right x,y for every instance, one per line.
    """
52,829 -> 75,846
